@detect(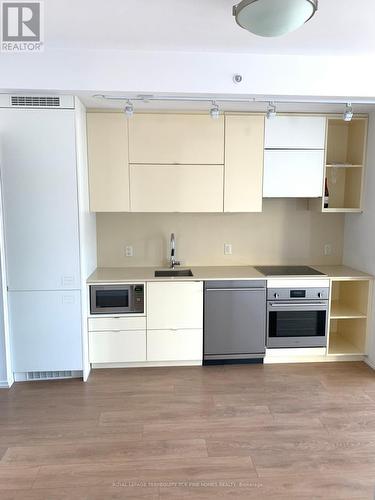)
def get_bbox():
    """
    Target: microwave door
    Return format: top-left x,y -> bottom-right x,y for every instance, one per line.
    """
91,286 -> 131,314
